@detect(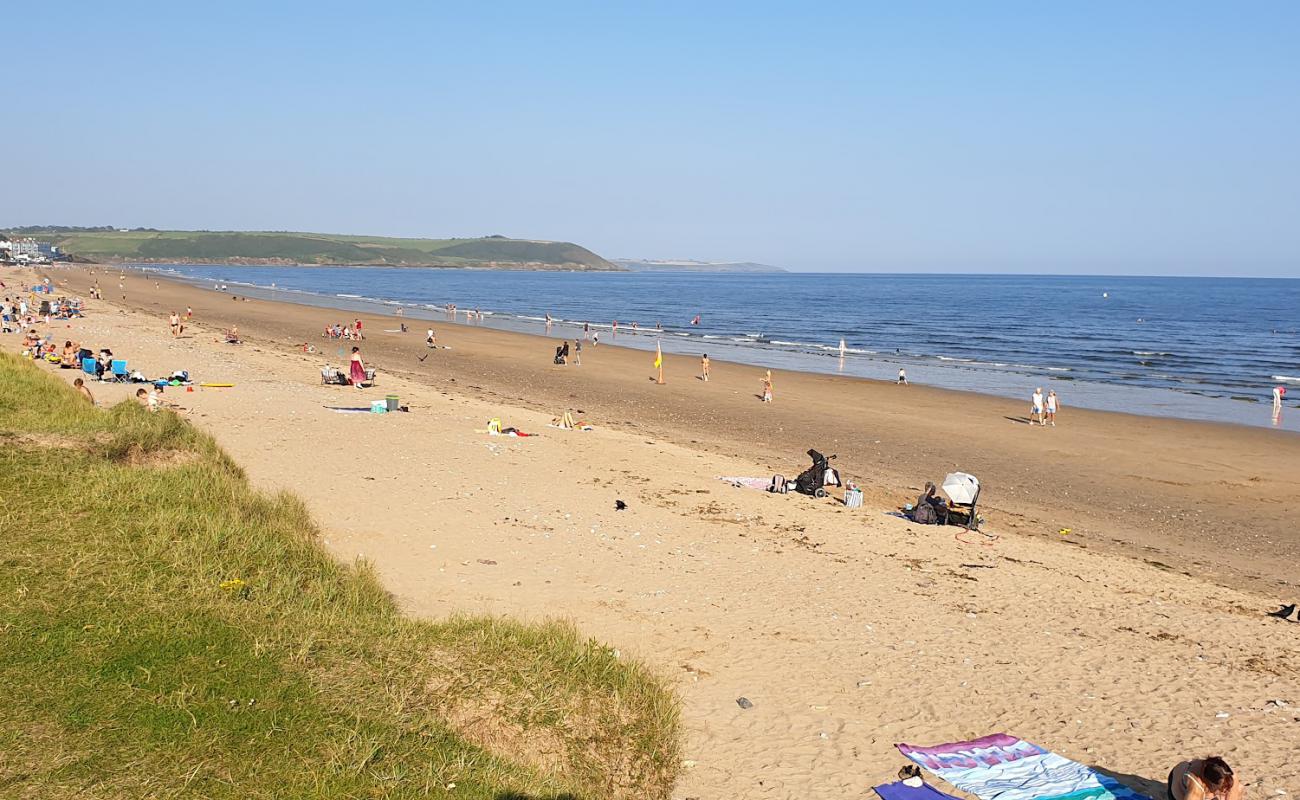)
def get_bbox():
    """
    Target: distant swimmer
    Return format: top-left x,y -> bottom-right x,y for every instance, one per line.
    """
1103,292 -> 1109,298
691,314 -> 701,325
